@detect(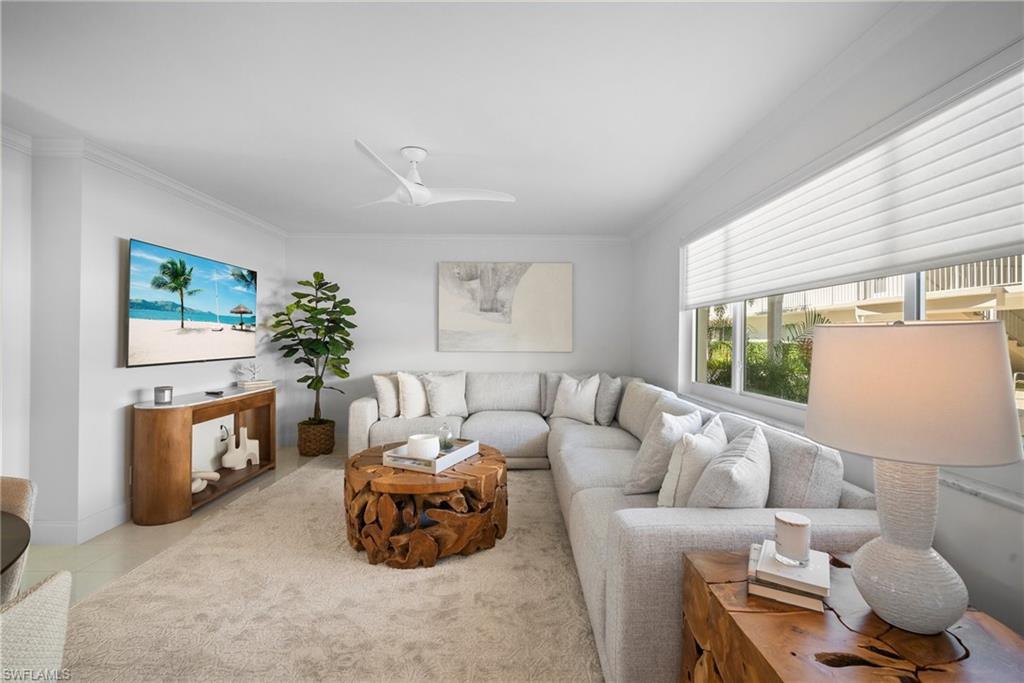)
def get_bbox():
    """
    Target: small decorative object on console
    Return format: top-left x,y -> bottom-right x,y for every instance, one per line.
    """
774,511 -> 811,567
190,470 -> 220,494
221,427 -> 259,470
153,386 -> 173,404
